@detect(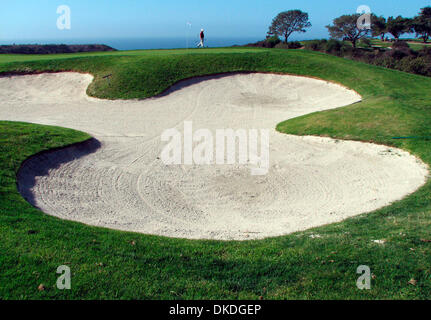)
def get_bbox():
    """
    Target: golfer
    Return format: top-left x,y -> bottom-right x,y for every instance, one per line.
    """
197,29 -> 205,48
